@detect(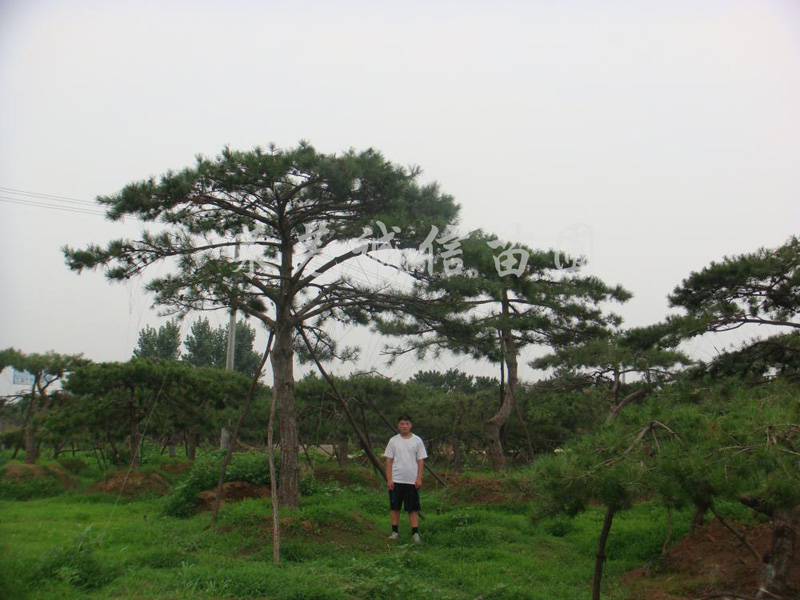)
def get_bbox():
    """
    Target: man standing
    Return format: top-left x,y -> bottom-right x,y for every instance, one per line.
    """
383,415 -> 427,543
